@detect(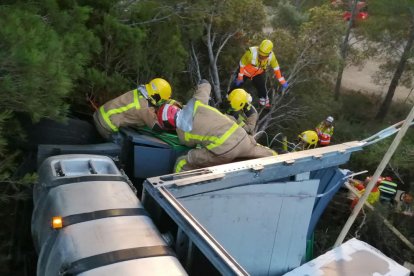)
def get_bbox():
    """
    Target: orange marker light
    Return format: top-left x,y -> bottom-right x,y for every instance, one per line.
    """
52,216 -> 63,229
